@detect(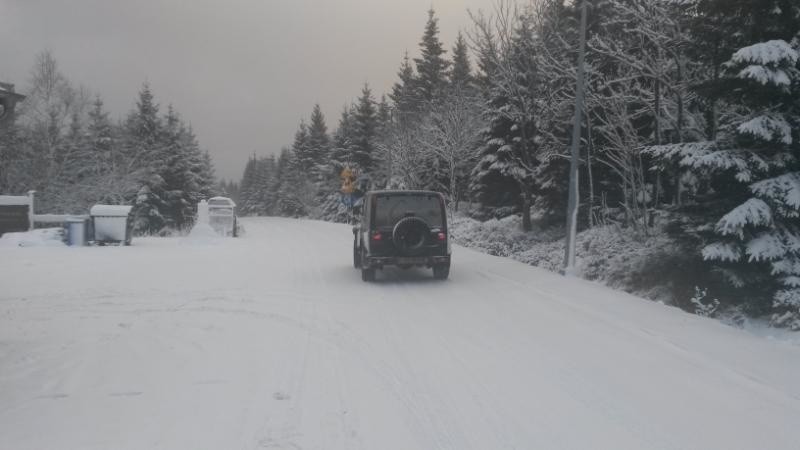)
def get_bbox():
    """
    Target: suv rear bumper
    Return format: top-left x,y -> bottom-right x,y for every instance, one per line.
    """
363,254 -> 450,269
